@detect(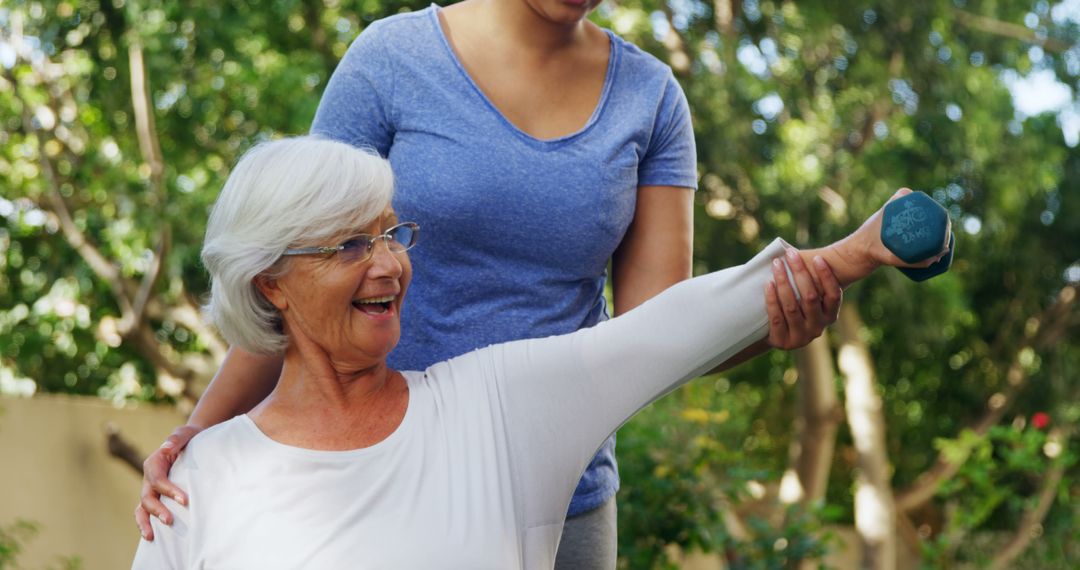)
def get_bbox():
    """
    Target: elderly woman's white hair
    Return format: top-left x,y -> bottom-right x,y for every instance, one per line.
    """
201,136 -> 394,354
